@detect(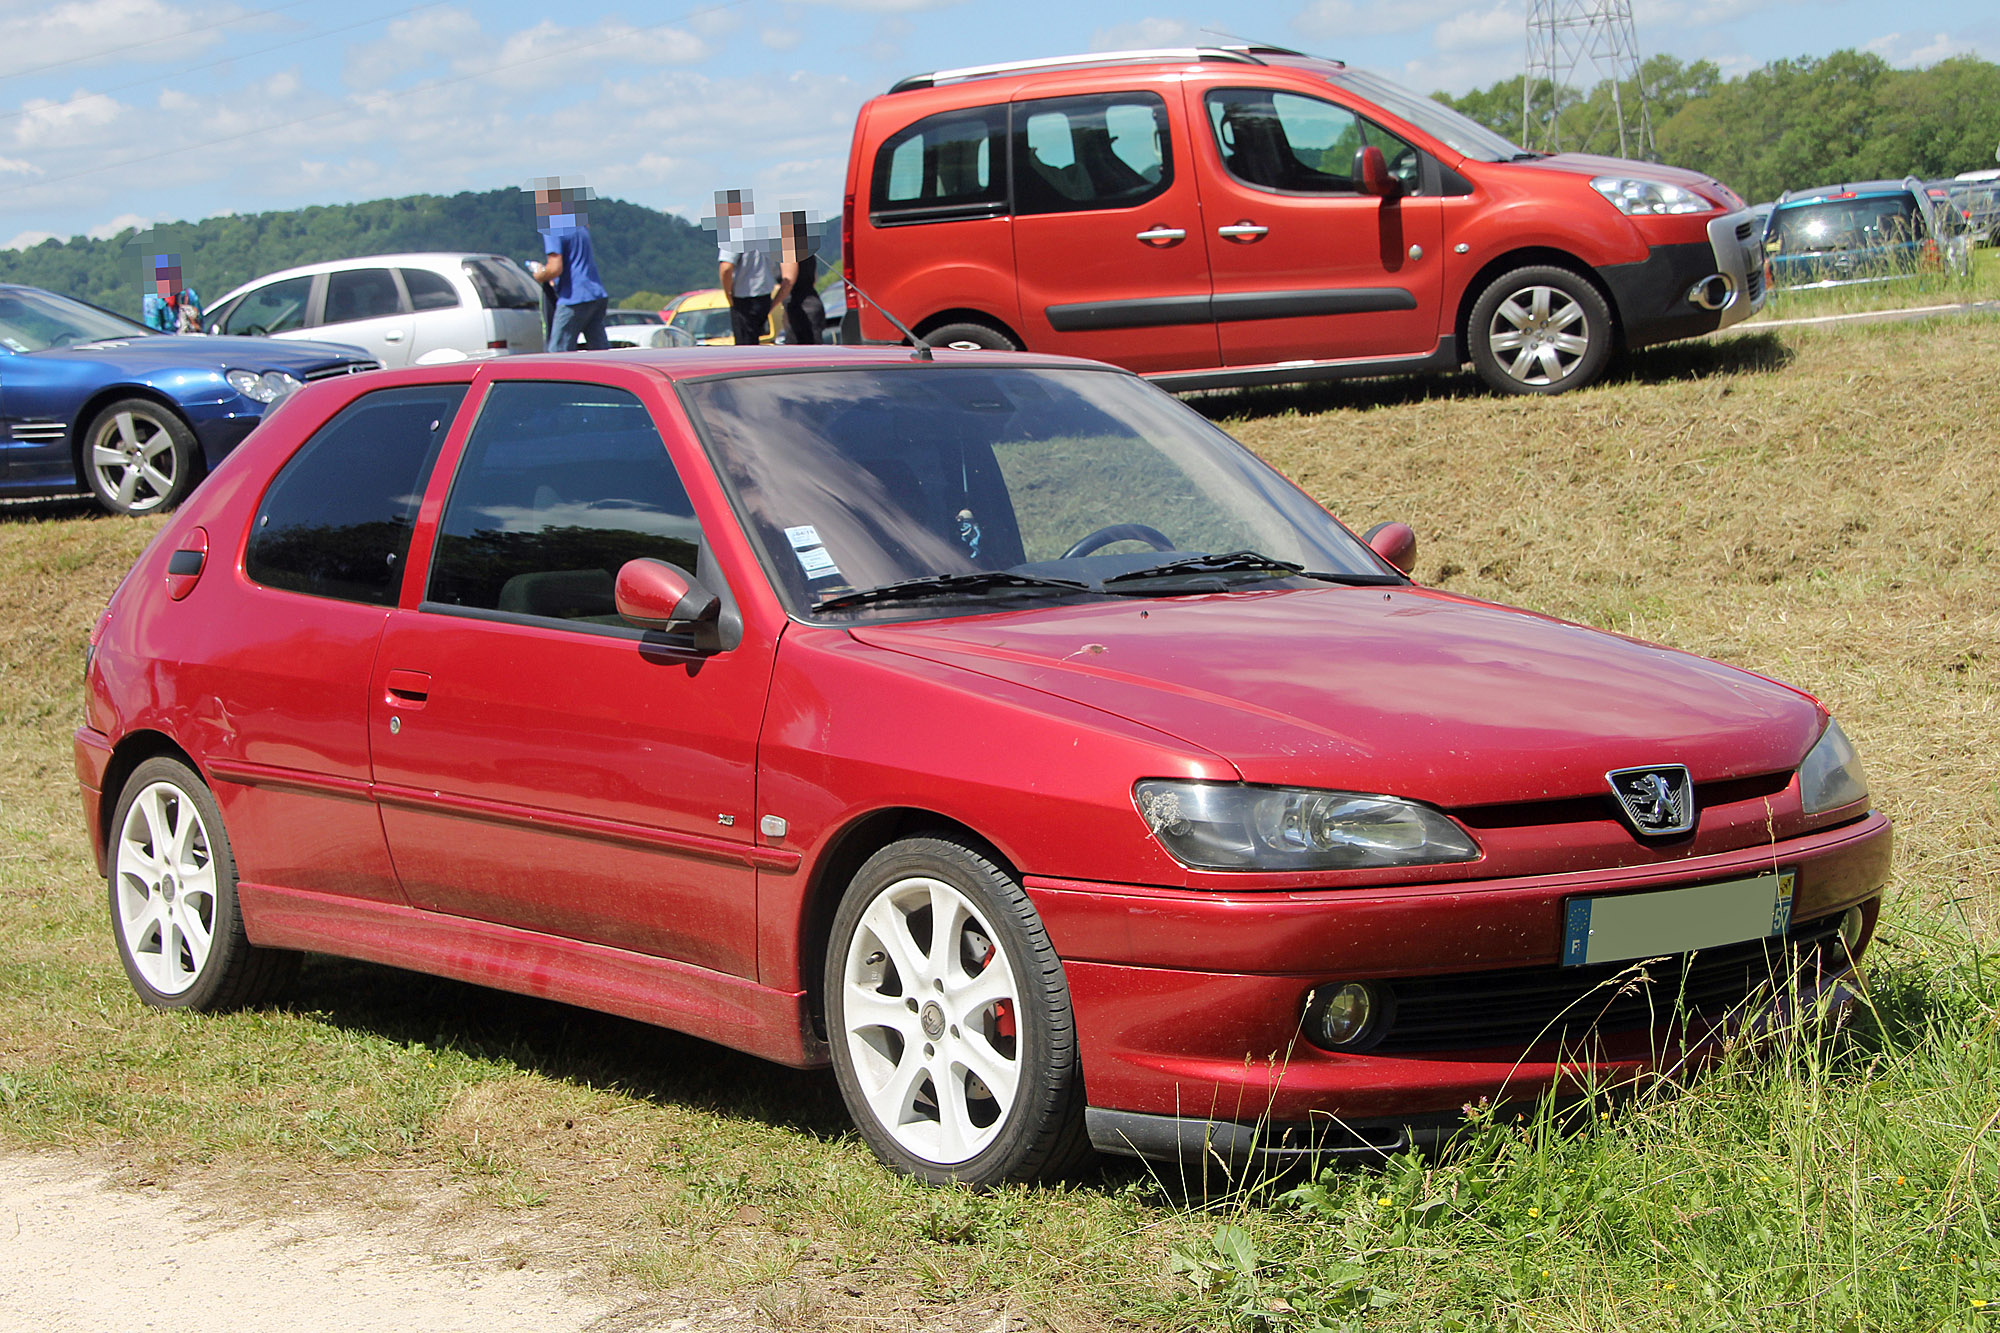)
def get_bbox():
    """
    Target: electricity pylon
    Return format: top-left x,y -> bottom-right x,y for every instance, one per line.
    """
1522,0 -> 1655,159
